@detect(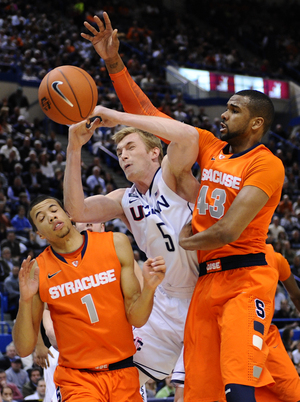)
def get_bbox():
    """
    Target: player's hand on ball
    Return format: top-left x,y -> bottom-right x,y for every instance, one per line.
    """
142,256 -> 166,289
